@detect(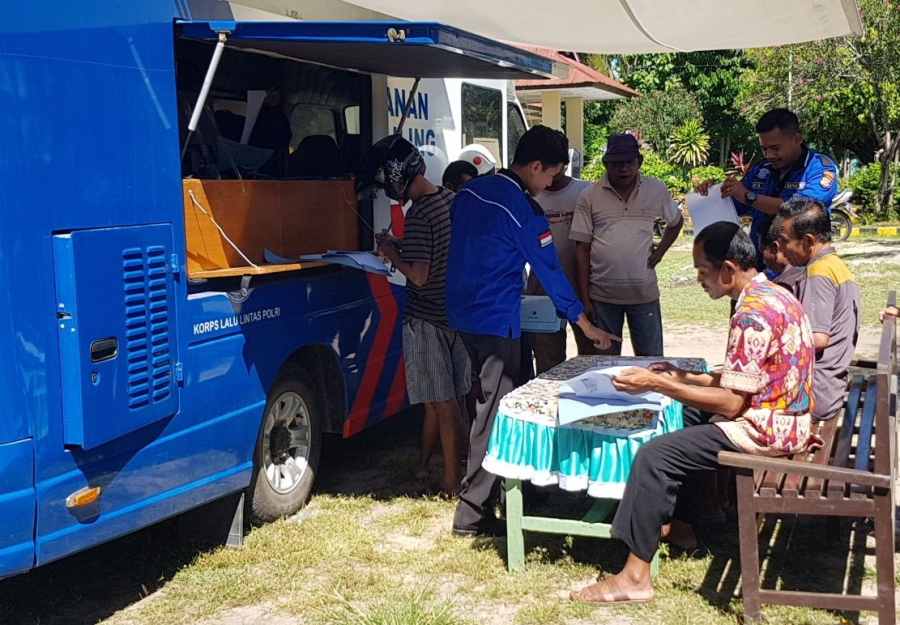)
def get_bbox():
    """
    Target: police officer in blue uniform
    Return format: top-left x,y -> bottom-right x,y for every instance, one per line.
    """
697,108 -> 839,261
446,126 -> 621,537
